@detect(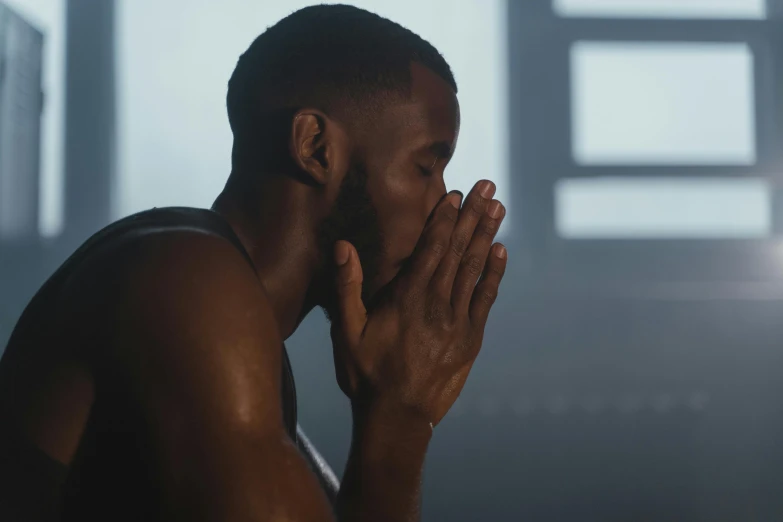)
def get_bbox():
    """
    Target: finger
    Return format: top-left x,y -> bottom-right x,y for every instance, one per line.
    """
469,242 -> 507,328
430,180 -> 496,302
405,190 -> 462,285
451,200 -> 505,314
333,240 -> 367,347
